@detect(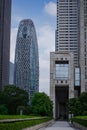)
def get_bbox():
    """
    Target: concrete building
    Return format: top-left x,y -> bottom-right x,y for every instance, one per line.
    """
80,0 -> 87,92
50,0 -> 86,120
14,19 -> 39,102
50,52 -> 75,119
56,0 -> 79,67
0,0 -> 11,90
